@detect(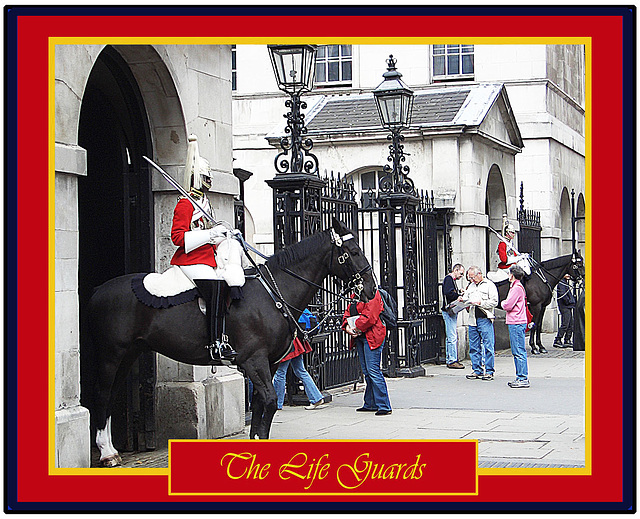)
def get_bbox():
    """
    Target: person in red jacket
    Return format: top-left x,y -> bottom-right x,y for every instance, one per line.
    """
342,290 -> 392,415
170,135 -> 236,362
